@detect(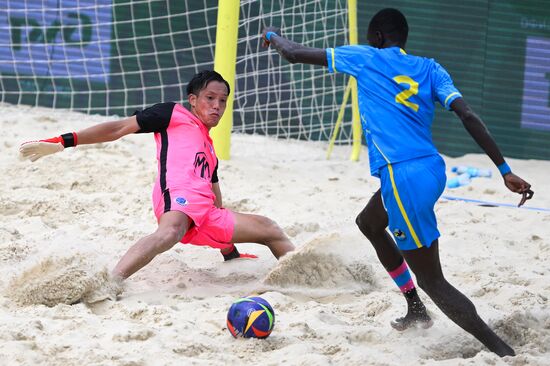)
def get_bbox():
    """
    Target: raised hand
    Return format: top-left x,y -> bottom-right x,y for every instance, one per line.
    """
261,26 -> 281,47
